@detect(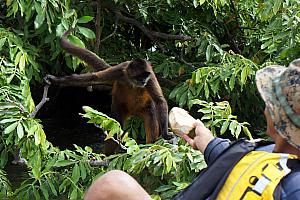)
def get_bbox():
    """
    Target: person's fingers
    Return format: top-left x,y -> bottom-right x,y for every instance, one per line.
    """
181,134 -> 195,148
193,119 -> 204,127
